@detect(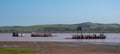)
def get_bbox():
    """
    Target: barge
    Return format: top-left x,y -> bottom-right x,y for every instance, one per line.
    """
31,32 -> 52,37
